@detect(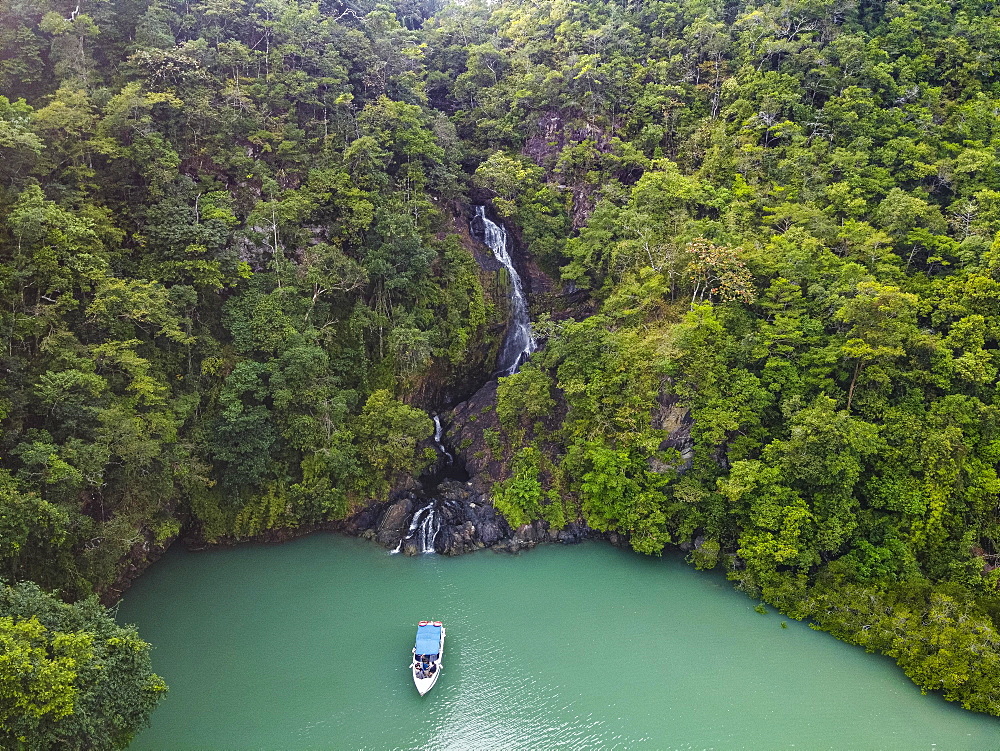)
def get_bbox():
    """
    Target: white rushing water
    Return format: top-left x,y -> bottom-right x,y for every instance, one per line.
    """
416,504 -> 440,554
432,415 -> 453,465
474,206 -> 536,376
391,501 -> 440,555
